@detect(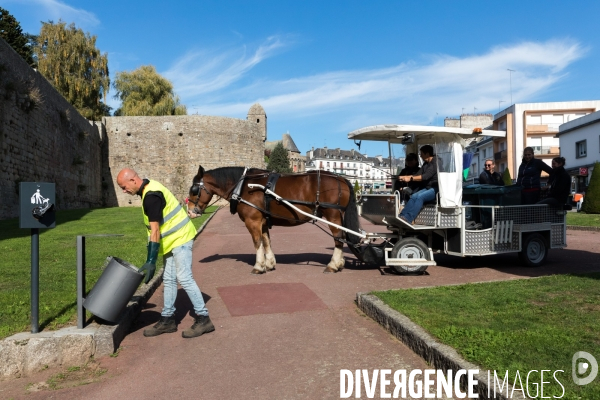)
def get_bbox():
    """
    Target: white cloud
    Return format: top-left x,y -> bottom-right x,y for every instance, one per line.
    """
15,0 -> 100,27
164,36 -> 288,98
176,39 -> 585,124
